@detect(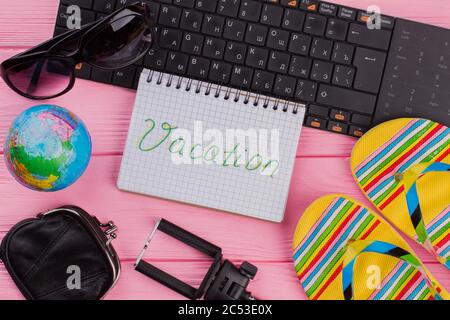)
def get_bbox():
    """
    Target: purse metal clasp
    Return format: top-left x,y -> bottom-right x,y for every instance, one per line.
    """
100,221 -> 118,244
